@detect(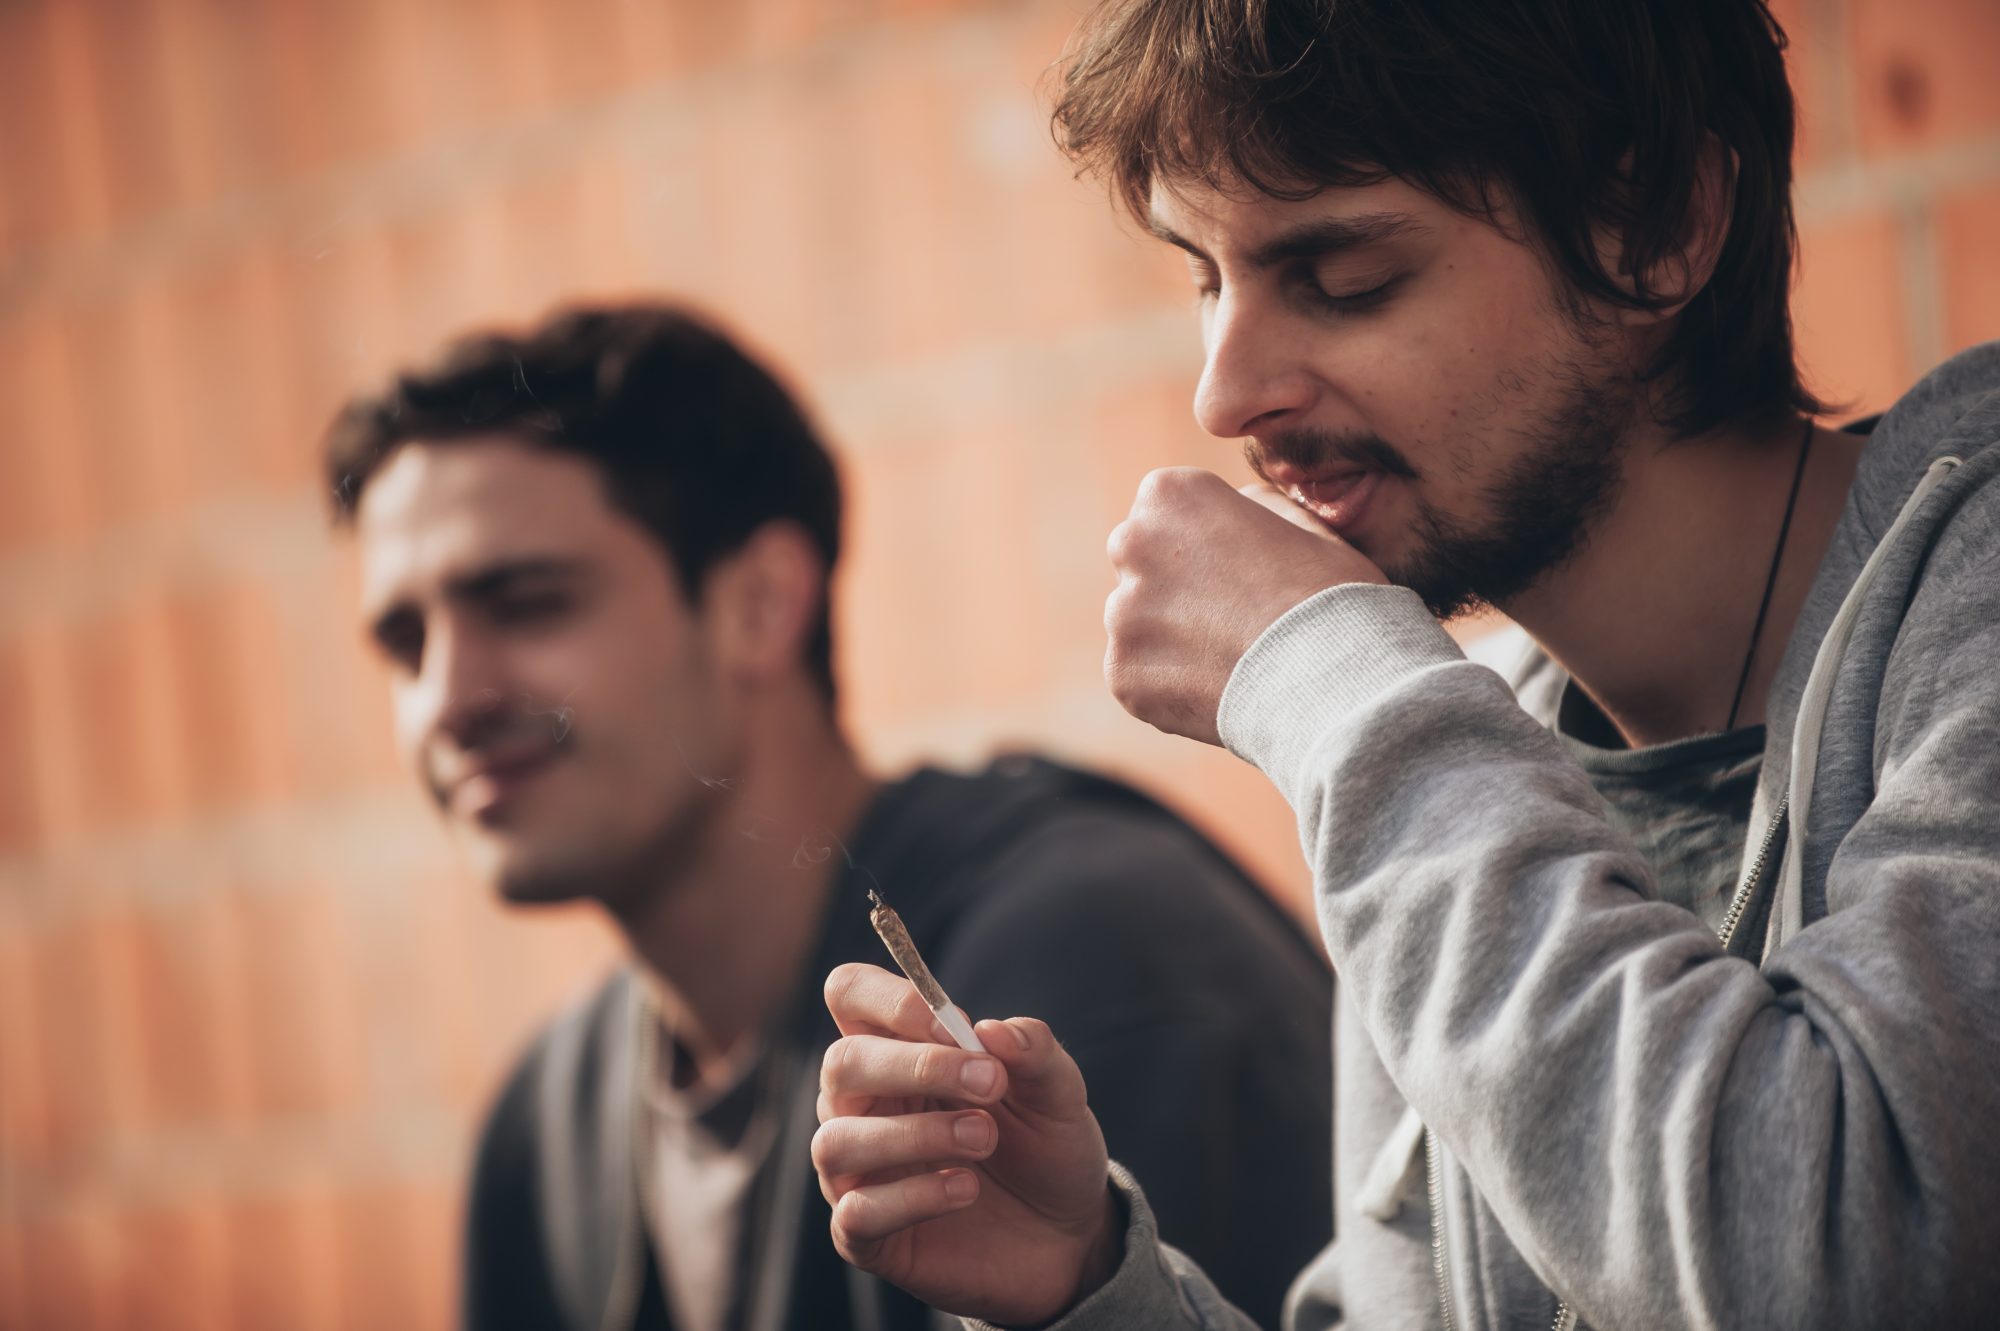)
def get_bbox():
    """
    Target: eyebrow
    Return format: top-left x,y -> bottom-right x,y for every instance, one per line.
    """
366,556 -> 593,648
1147,211 -> 1428,269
